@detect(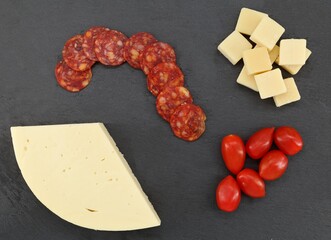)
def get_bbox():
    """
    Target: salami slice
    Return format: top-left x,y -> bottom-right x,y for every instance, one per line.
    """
156,86 -> 193,122
147,62 -> 184,96
94,29 -> 128,66
169,103 -> 206,141
140,42 -> 176,75
123,32 -> 157,69
82,26 -> 109,61
62,35 -> 95,71
55,60 -> 92,92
